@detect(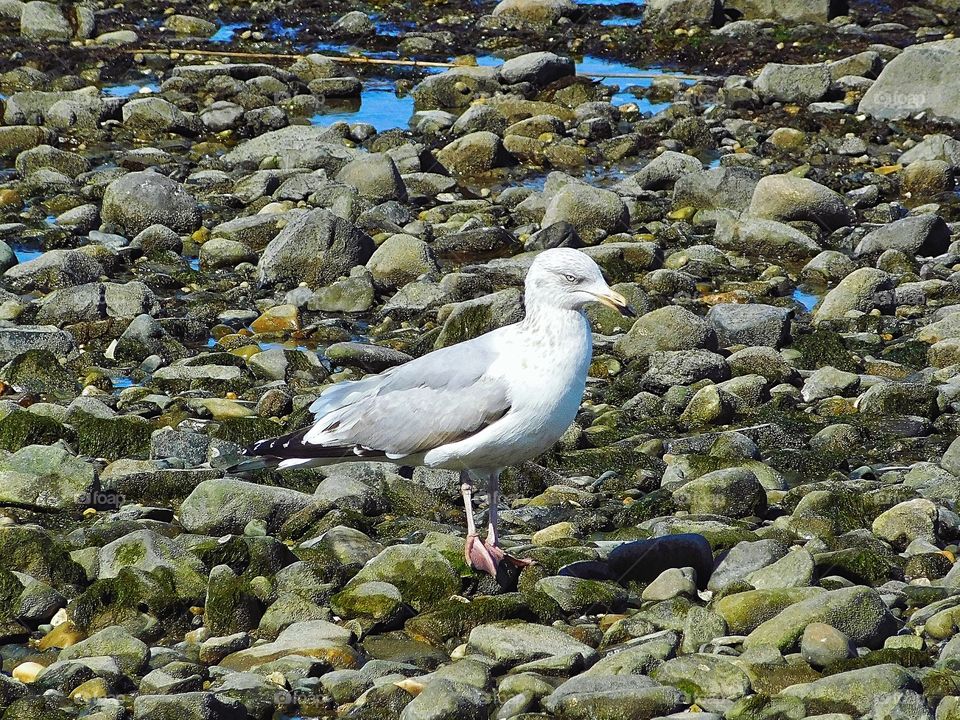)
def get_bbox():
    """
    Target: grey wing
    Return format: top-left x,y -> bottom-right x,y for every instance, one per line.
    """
303,334 -> 512,457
